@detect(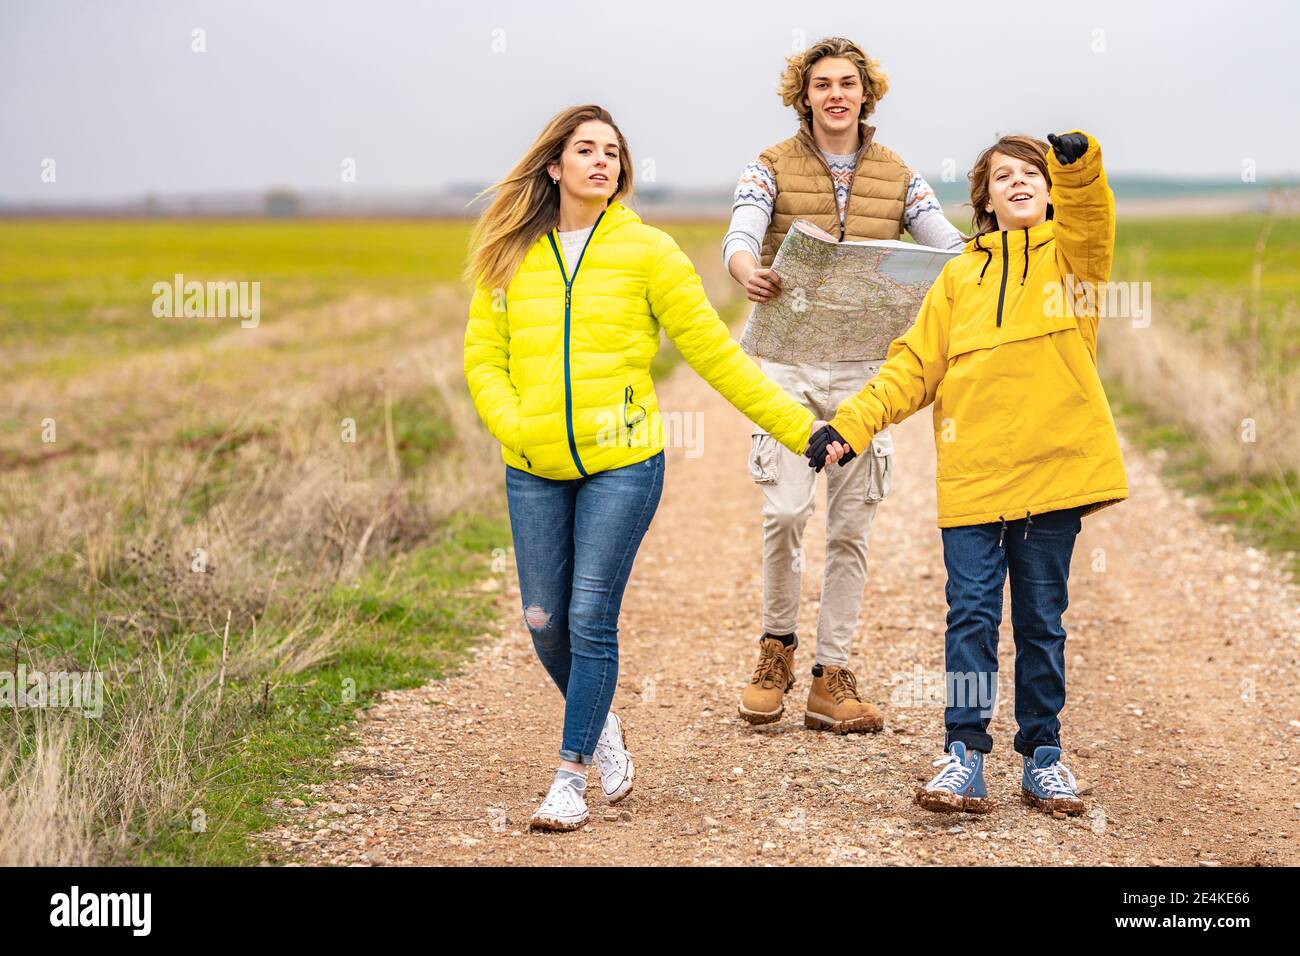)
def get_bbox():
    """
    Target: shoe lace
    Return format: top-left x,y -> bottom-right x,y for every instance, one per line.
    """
1030,760 -> 1079,798
927,752 -> 973,792
826,666 -> 862,702
751,642 -> 792,690
594,724 -> 627,768
542,778 -> 583,813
